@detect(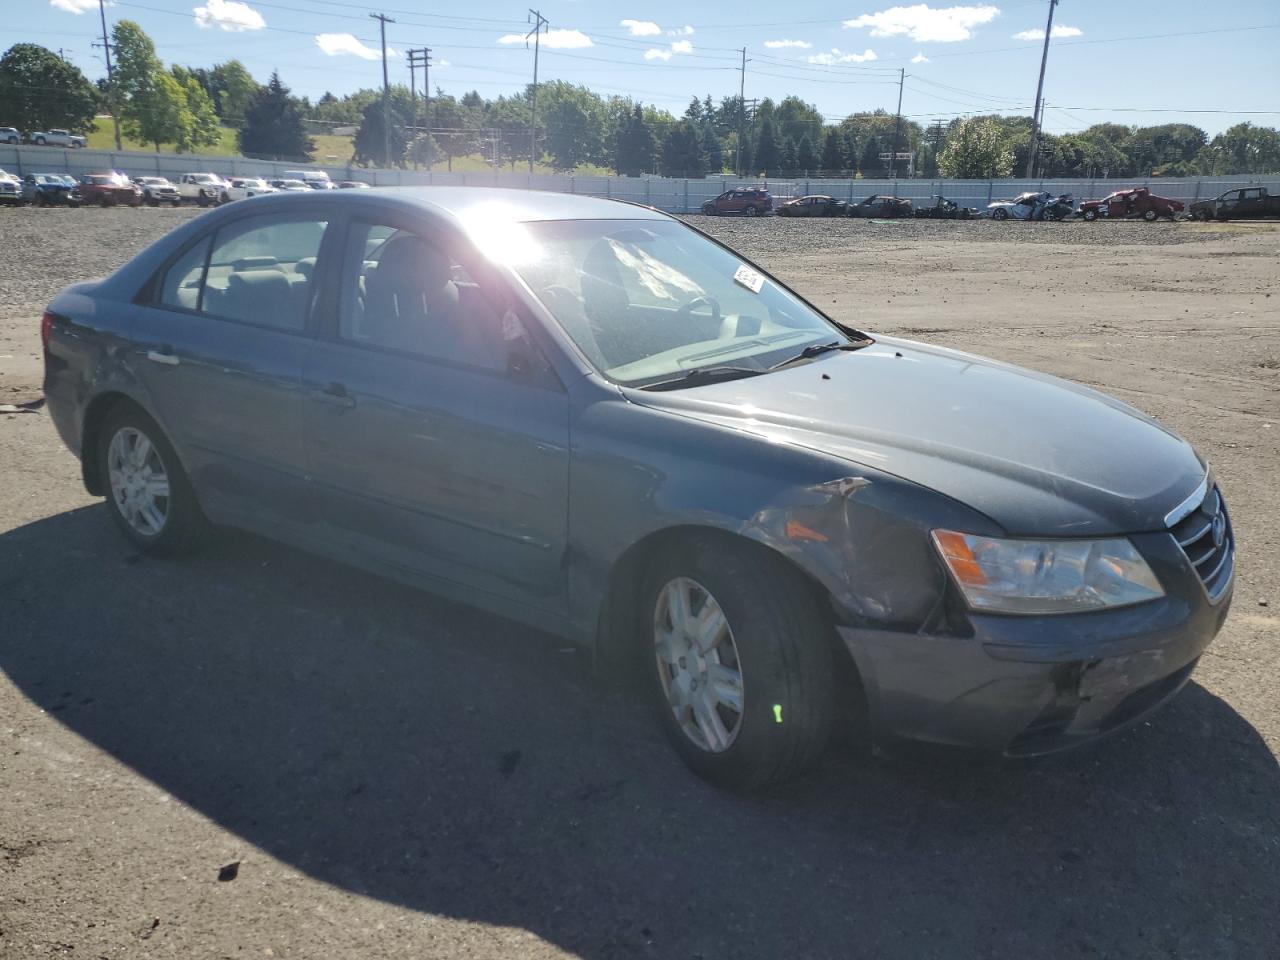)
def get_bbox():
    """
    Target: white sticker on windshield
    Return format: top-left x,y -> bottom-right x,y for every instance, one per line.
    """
733,264 -> 765,294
